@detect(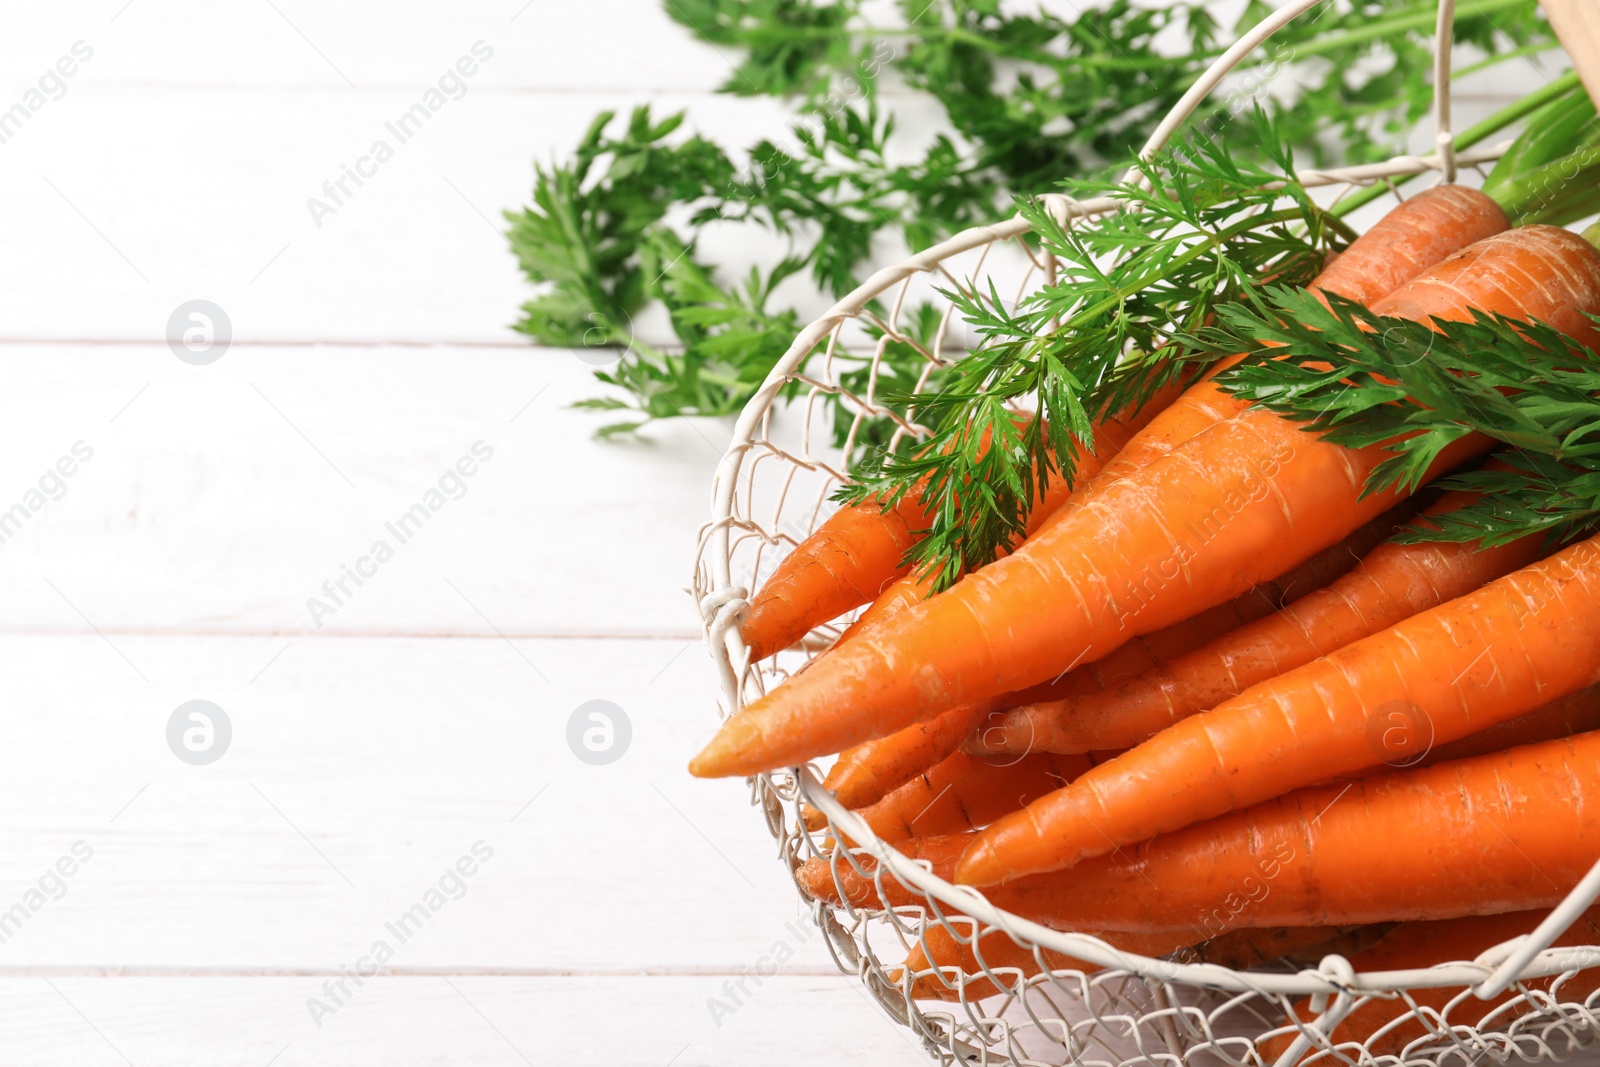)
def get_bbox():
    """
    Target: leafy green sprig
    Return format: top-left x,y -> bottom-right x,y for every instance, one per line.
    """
1187,288 -> 1600,548
836,113 -> 1353,589
506,105 -> 948,435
